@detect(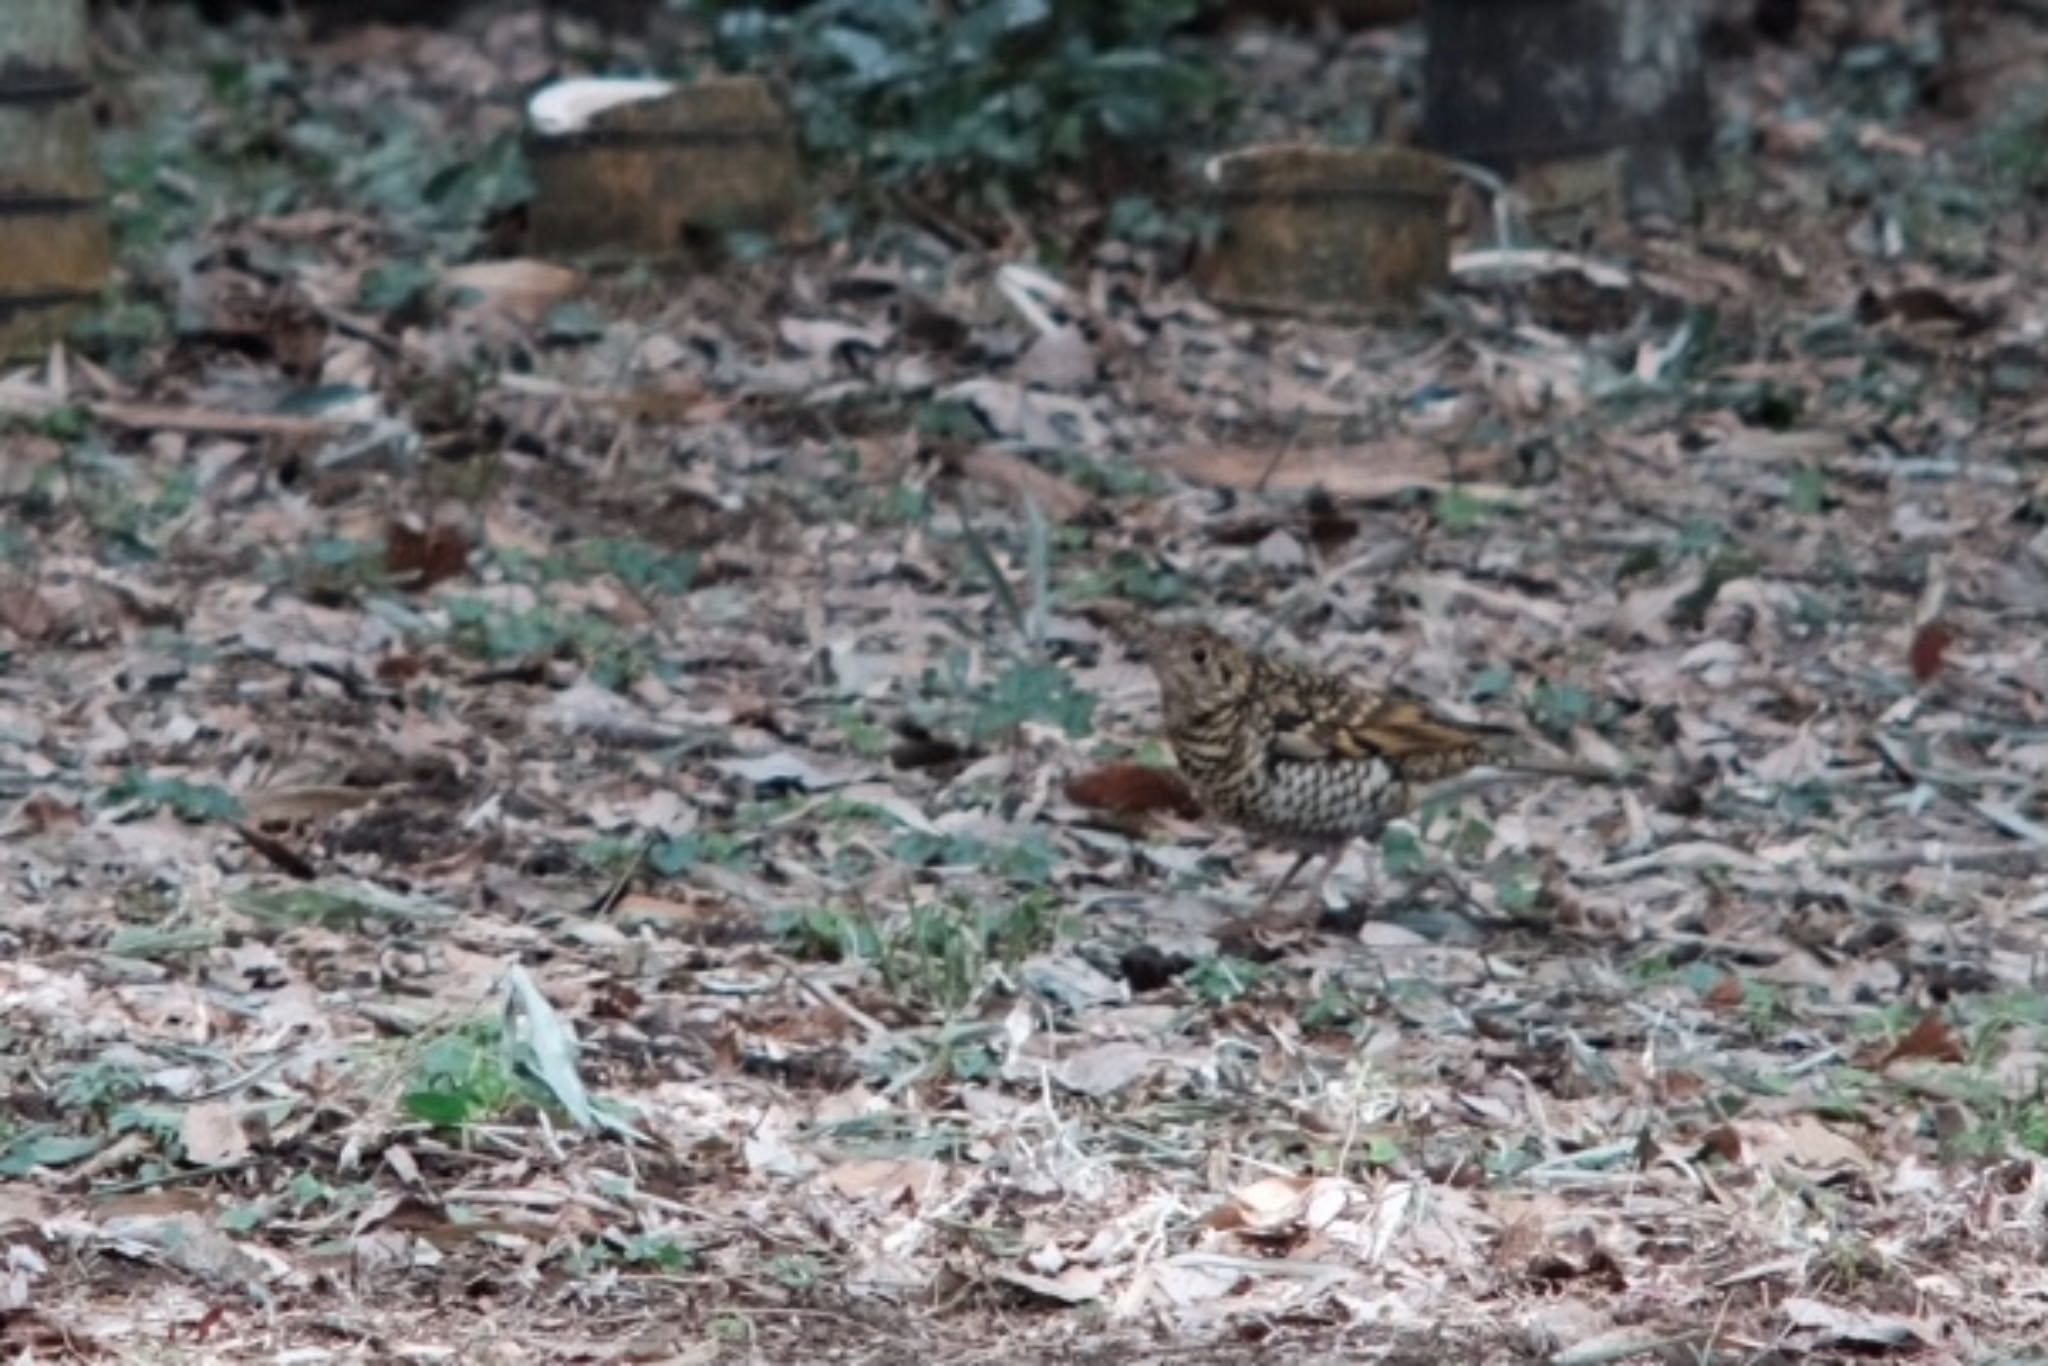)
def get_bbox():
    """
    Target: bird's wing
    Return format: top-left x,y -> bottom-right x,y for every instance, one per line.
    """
1264,666 -> 1494,777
